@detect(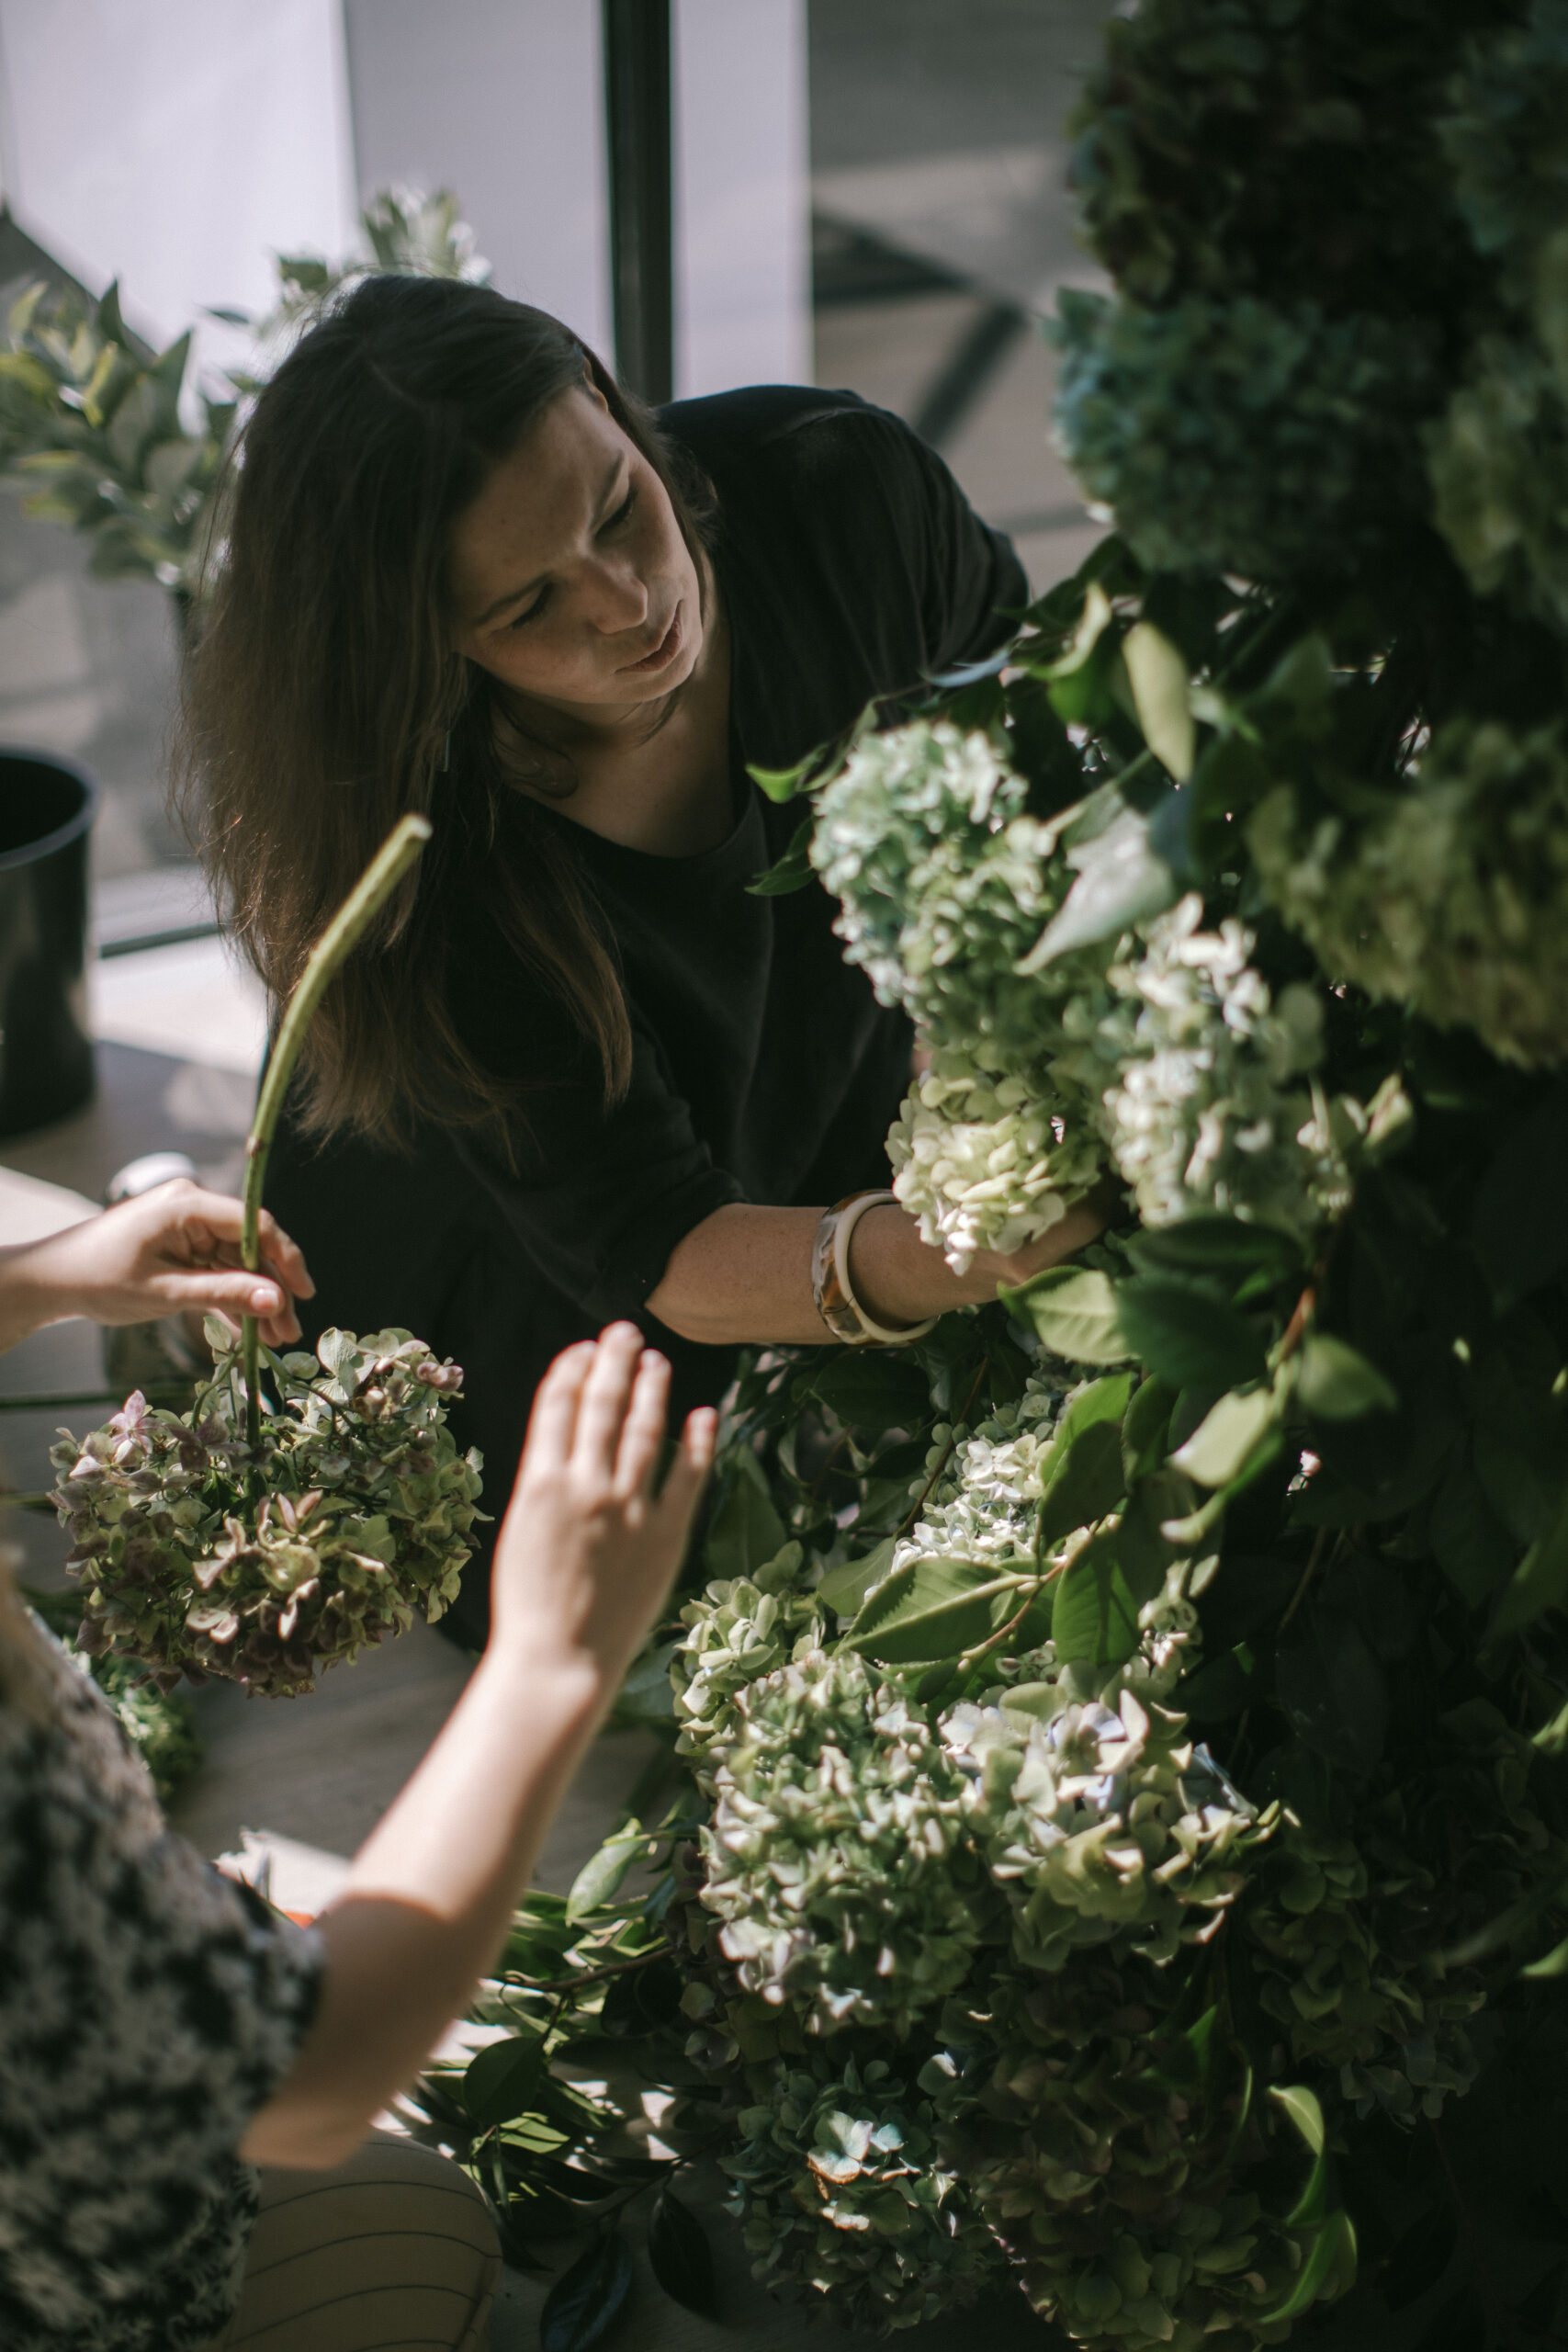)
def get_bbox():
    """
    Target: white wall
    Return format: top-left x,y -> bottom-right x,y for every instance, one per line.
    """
0,0 -> 810,403
342,0 -> 612,359
0,0 -> 358,357
673,0 -> 809,398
